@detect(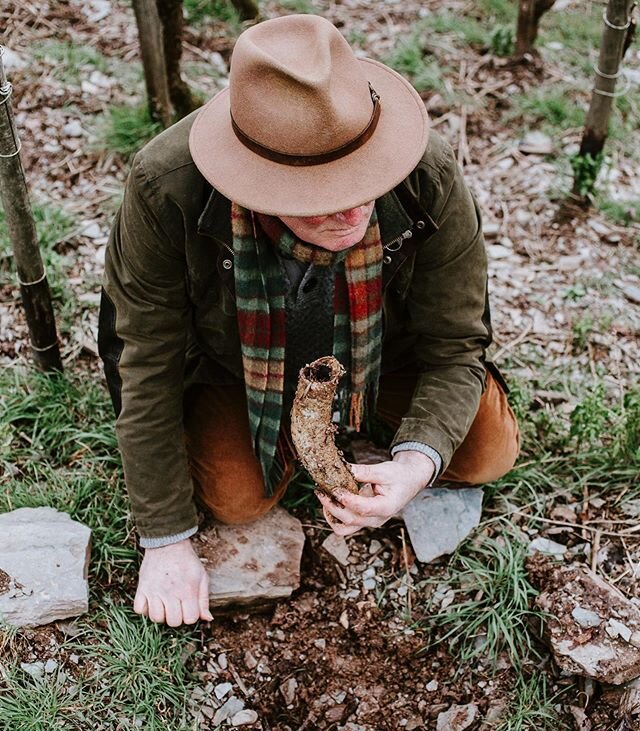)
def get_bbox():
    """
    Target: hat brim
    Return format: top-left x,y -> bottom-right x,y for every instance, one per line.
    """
189,59 -> 429,217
